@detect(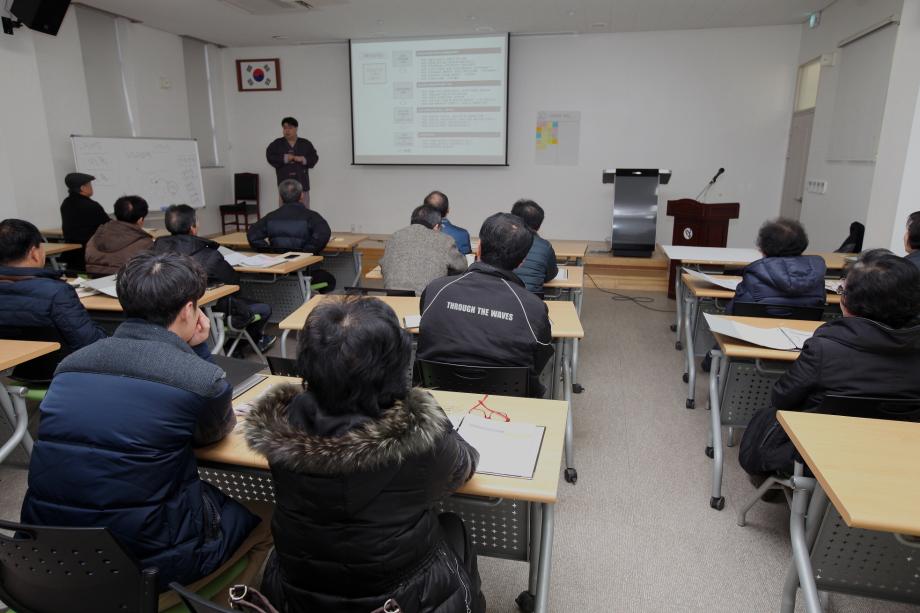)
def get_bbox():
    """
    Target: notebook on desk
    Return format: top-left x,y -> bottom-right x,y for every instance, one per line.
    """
457,416 -> 545,479
704,314 -> 812,351
212,355 -> 268,399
